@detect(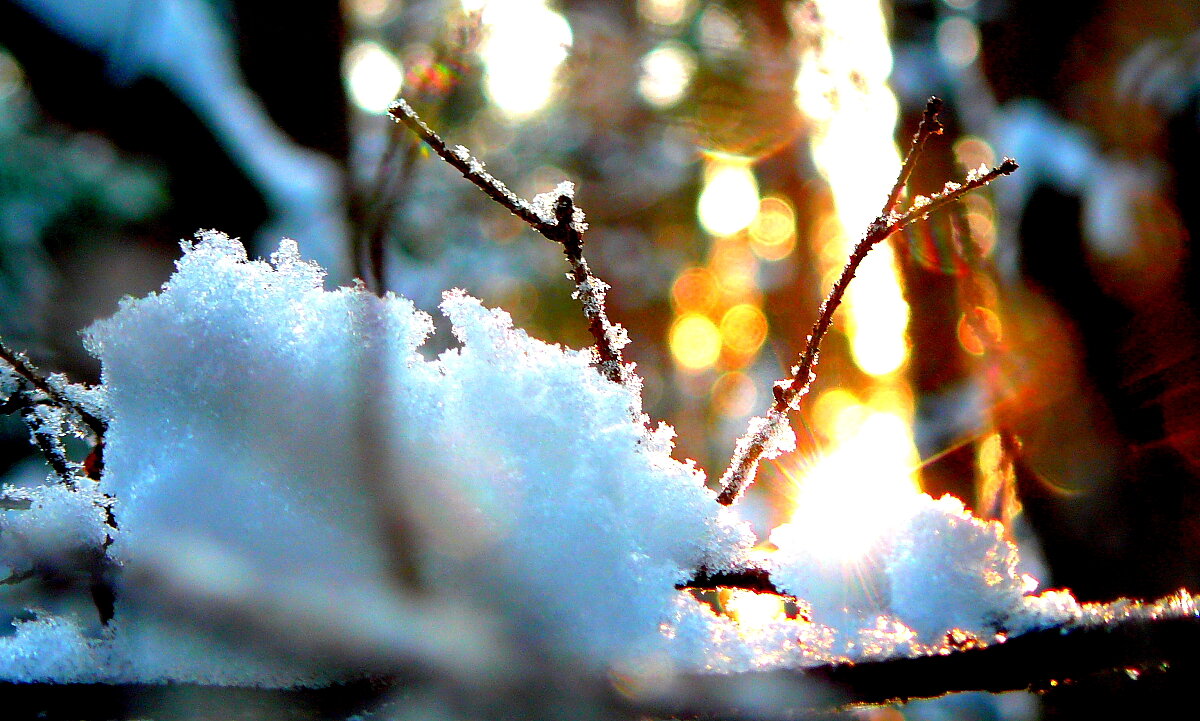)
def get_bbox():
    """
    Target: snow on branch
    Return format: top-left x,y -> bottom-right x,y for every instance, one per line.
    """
388,99 -> 629,384
0,338 -> 108,483
715,98 -> 1019,505
2,592 -> 1196,720
696,592 -> 1200,717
